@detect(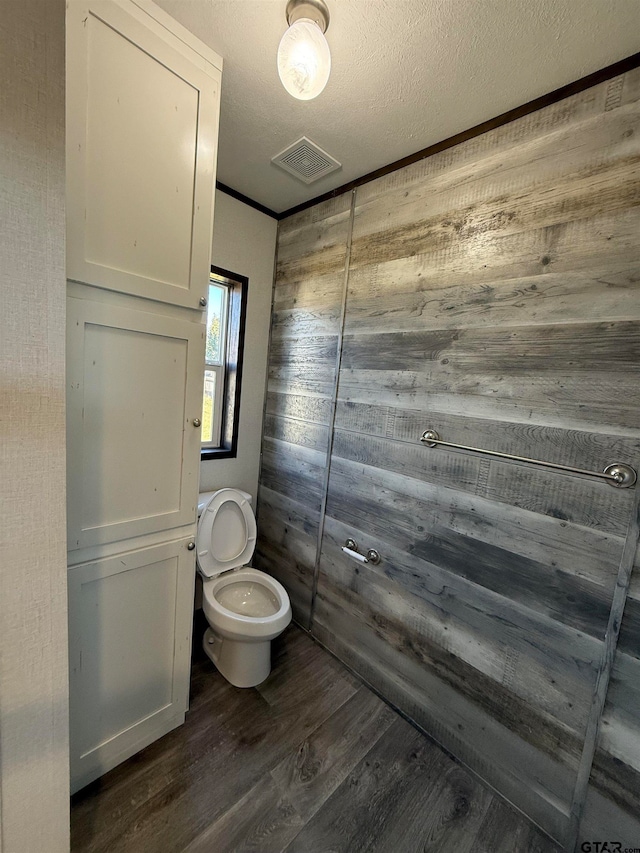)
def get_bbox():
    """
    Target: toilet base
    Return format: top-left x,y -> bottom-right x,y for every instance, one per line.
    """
202,627 -> 272,688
